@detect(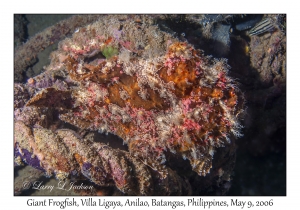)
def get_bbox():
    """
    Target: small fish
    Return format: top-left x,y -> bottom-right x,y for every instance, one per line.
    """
248,18 -> 275,36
